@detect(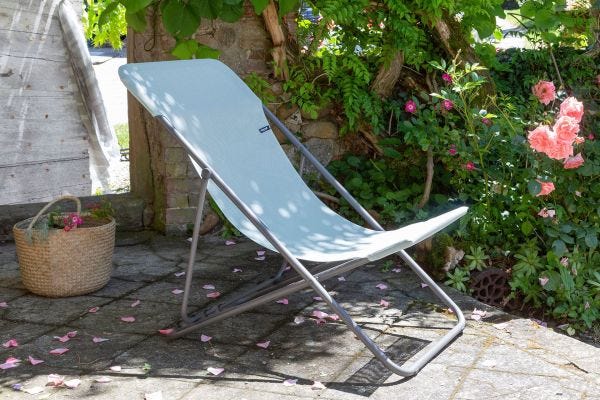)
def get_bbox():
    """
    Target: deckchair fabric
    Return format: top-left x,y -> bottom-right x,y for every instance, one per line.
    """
120,59 -> 467,262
